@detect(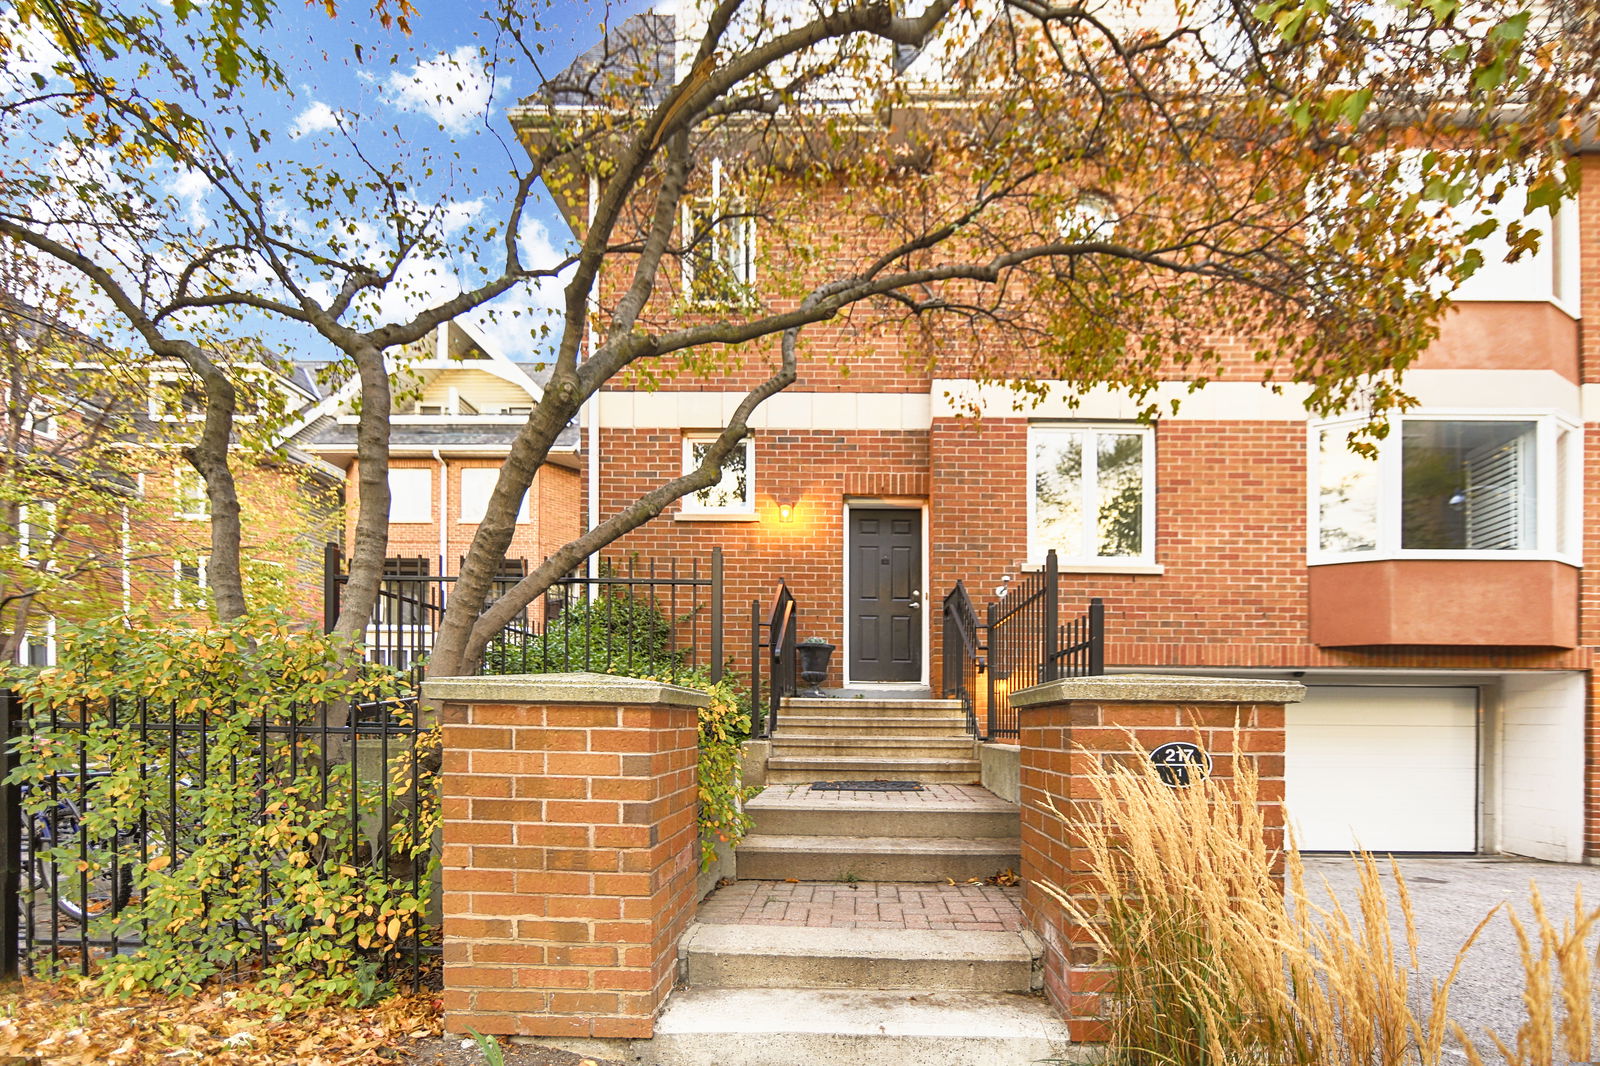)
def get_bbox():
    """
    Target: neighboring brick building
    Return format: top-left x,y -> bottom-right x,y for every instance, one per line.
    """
289,321 -> 582,655
515,14 -> 1600,864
